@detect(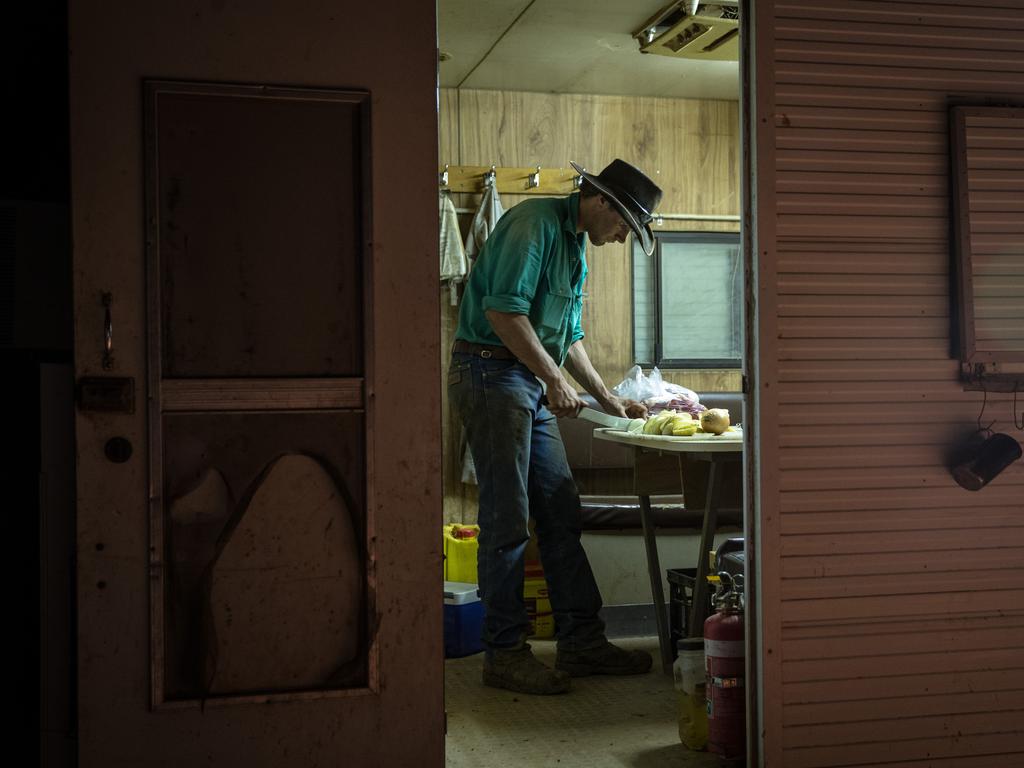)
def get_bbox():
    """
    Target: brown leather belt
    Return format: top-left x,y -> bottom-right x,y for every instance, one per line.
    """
452,339 -> 518,360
